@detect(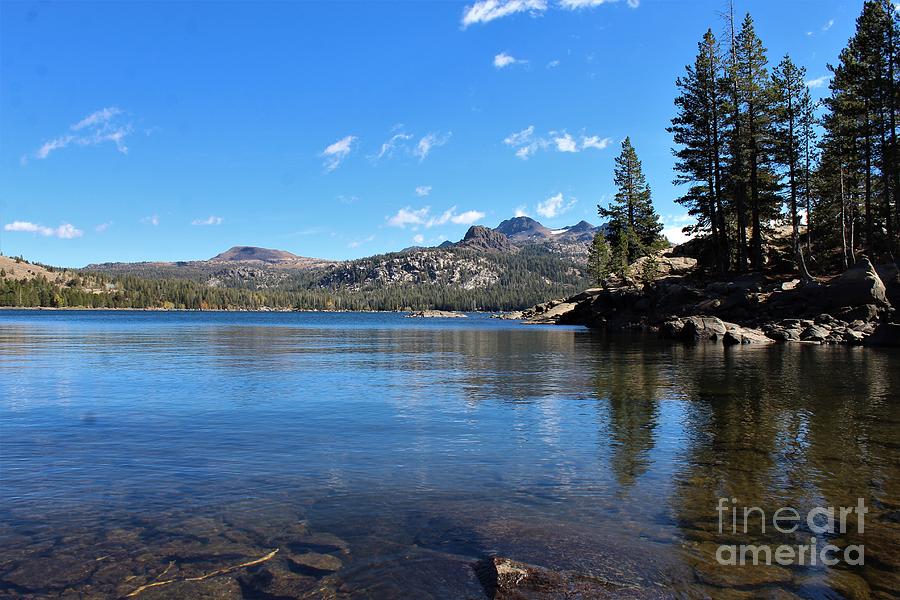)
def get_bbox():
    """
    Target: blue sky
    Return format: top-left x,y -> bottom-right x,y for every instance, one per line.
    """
0,0 -> 858,266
